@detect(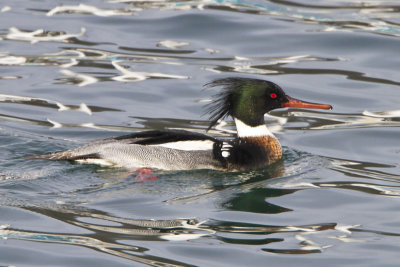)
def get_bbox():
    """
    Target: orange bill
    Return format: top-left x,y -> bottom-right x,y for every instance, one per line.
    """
282,96 -> 332,110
